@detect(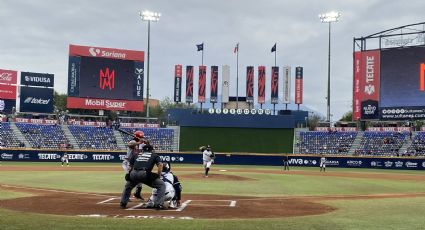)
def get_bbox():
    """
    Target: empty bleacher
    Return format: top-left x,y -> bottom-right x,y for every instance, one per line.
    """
355,131 -> 408,156
297,131 -> 357,154
68,126 -> 119,150
119,127 -> 175,151
15,123 -> 68,149
0,122 -> 22,148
